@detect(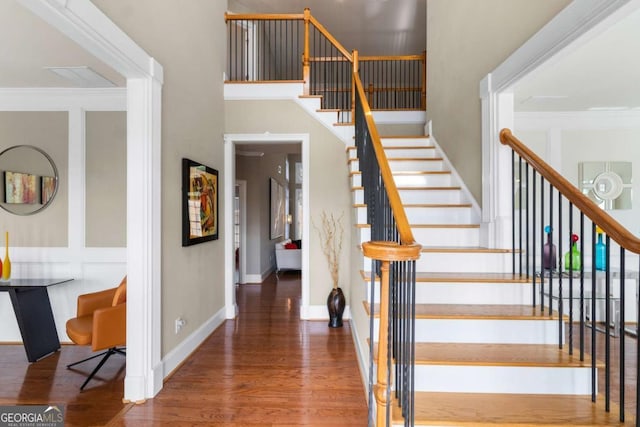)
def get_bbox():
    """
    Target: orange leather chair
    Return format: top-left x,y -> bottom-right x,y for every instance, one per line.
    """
66,276 -> 126,390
